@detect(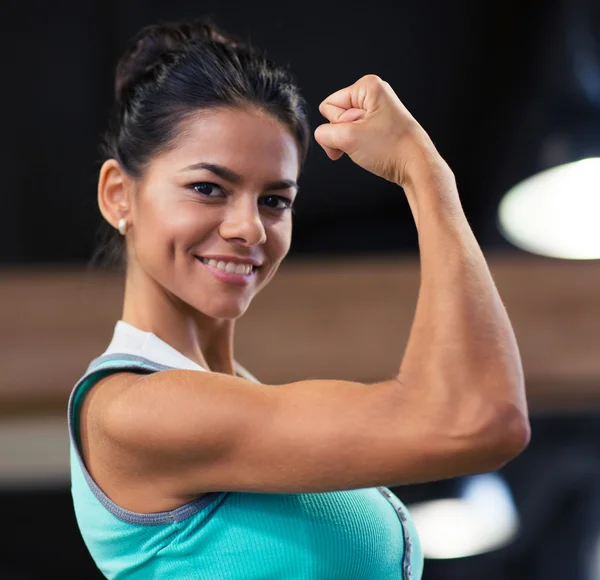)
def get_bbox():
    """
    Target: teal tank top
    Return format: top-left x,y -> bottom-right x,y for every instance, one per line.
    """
68,353 -> 424,579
